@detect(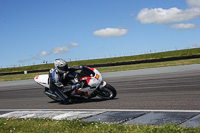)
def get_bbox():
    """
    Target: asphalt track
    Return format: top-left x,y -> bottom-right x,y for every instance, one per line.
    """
0,64 -> 200,110
0,64 -> 200,127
